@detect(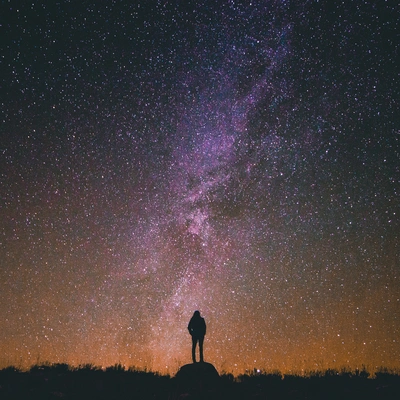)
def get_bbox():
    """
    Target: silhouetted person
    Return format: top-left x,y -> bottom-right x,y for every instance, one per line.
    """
188,310 -> 206,363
